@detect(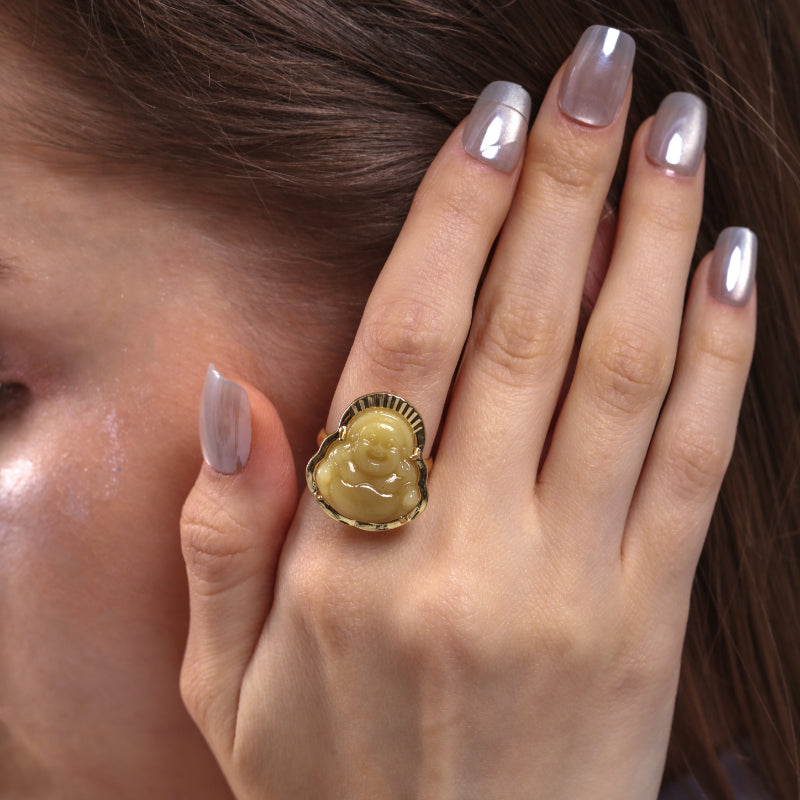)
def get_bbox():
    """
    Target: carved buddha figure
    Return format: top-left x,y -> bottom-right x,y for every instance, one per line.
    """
314,407 -> 422,524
